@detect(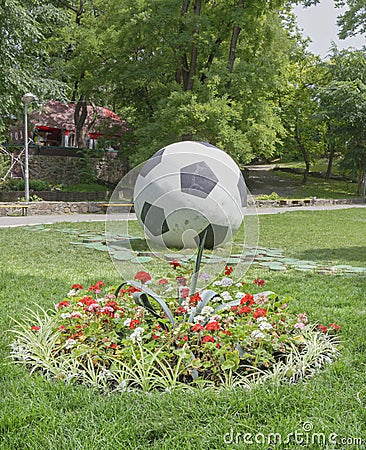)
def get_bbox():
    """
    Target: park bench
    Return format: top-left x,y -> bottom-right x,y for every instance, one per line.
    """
278,198 -> 313,207
0,204 -> 29,216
